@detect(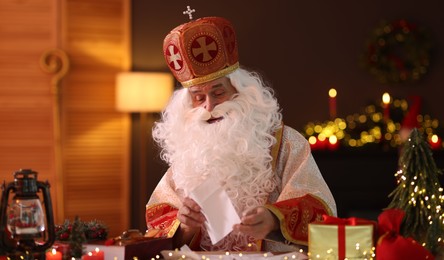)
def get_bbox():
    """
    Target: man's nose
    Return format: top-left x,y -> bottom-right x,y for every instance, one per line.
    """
203,96 -> 217,112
